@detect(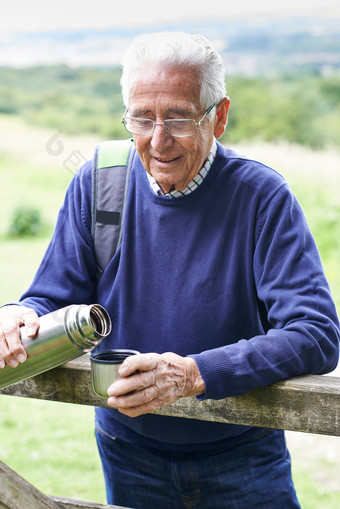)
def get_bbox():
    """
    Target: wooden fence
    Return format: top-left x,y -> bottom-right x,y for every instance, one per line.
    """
1,355 -> 340,508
